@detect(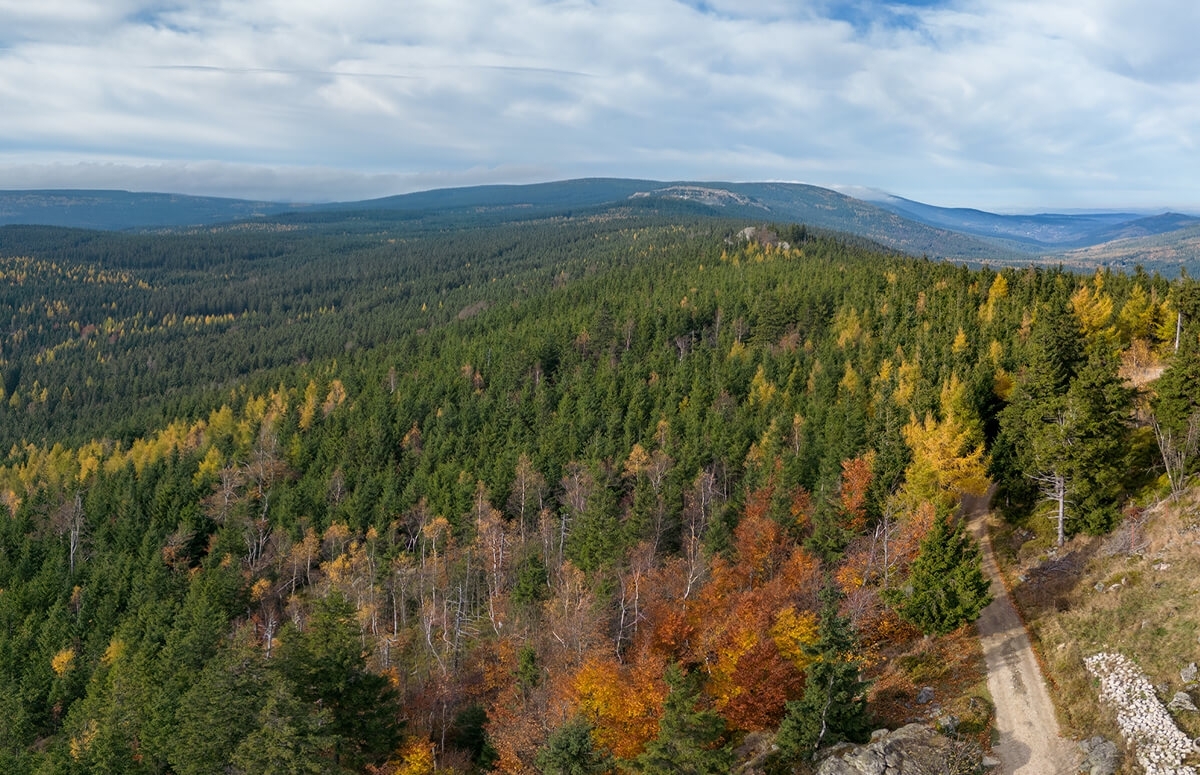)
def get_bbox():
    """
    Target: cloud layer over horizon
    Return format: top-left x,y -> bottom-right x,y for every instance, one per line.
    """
1,0 -> 1197,211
